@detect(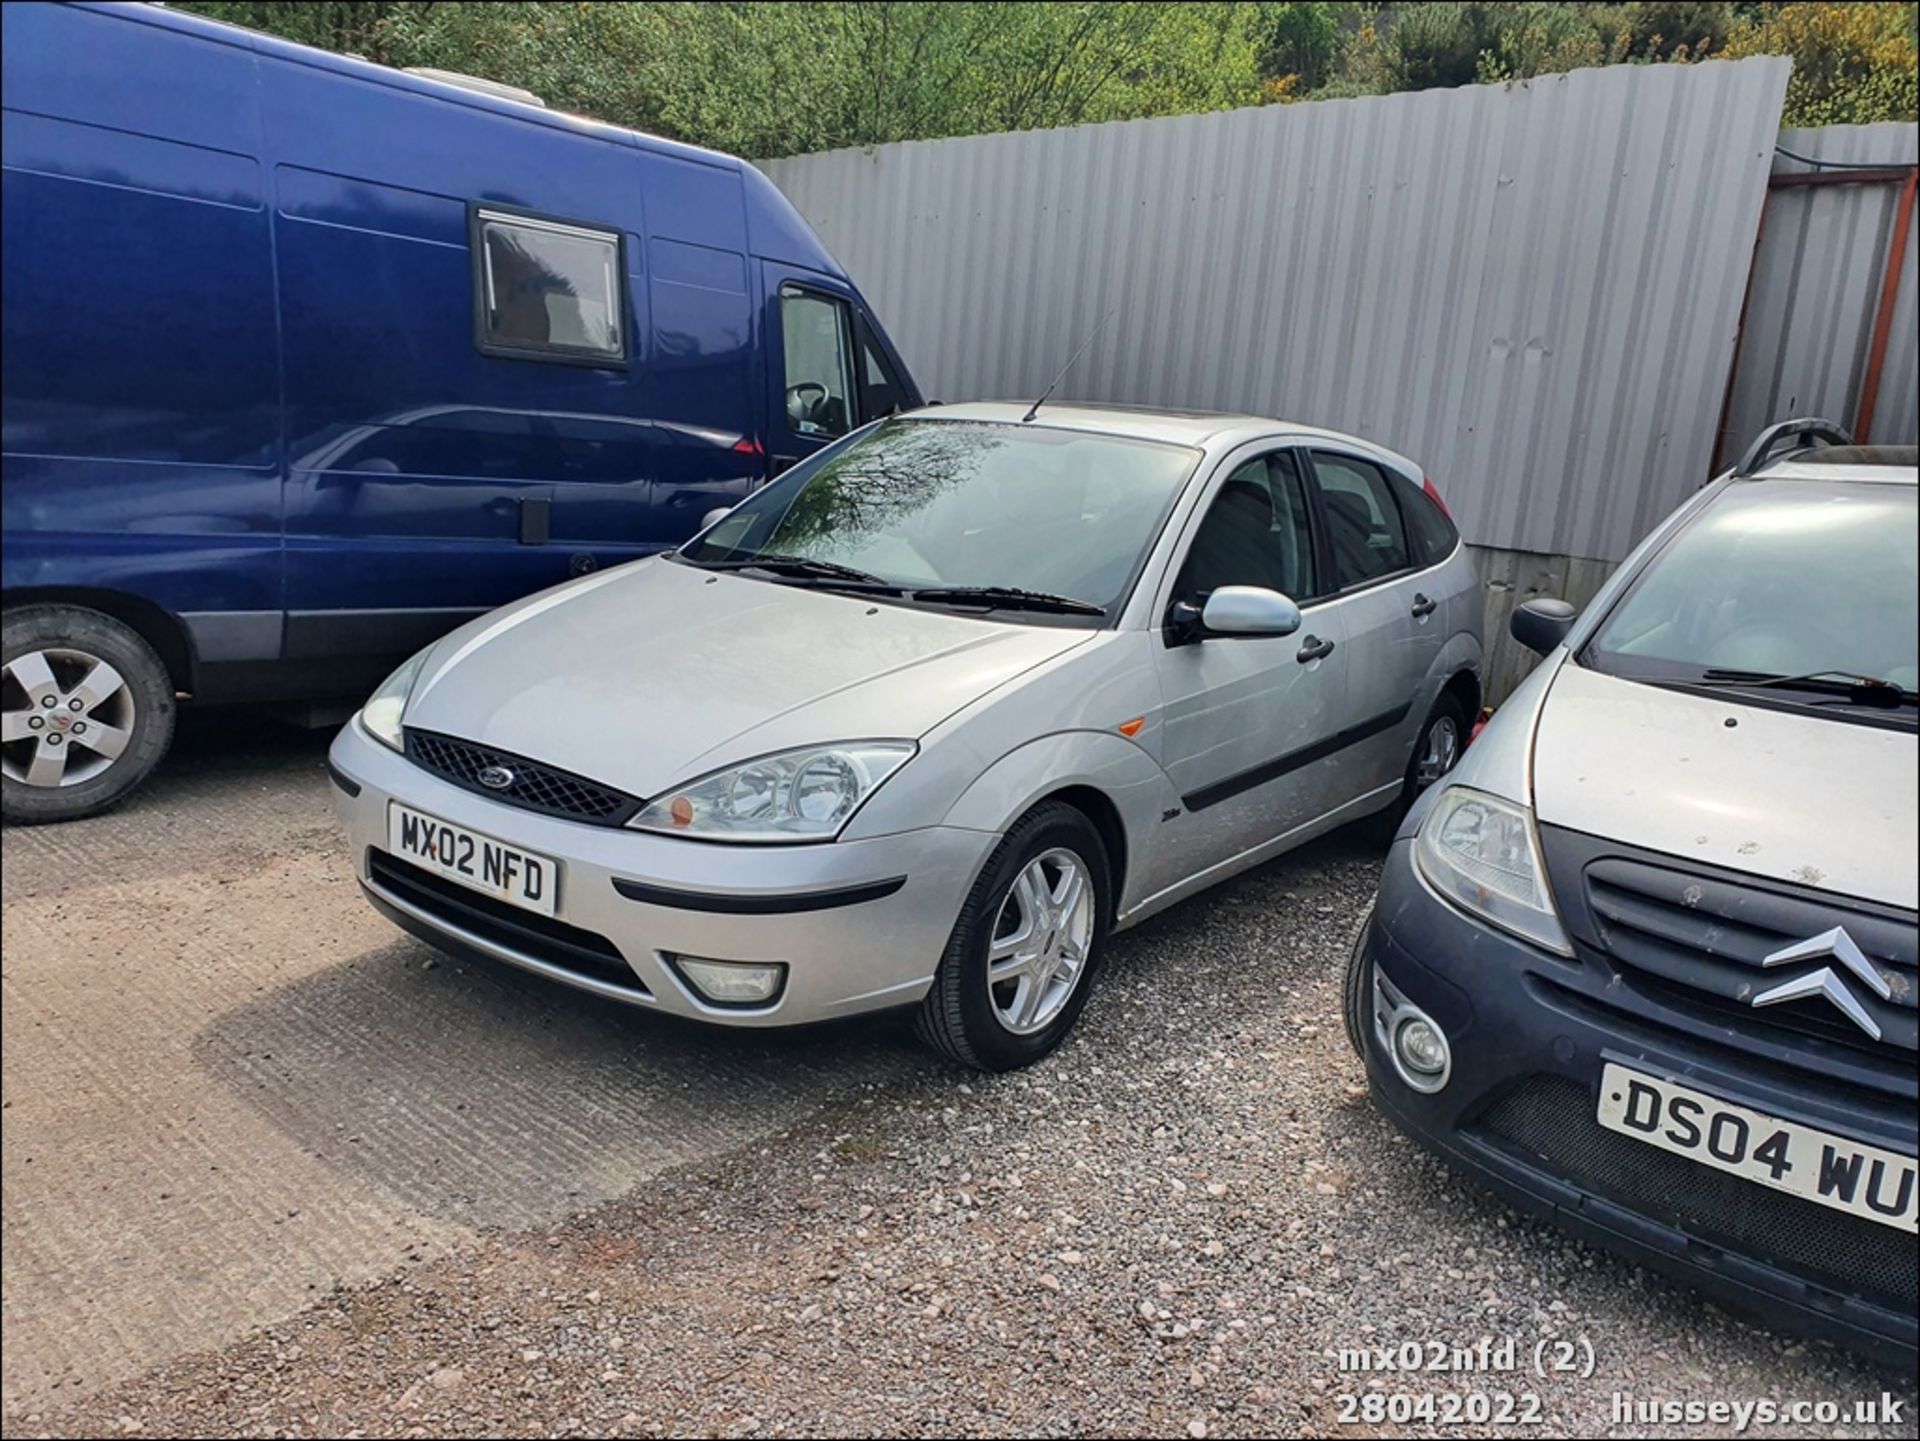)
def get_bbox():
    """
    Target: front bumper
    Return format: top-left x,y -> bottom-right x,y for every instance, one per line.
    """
1359,835 -> 1919,1367
328,718 -> 997,1027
